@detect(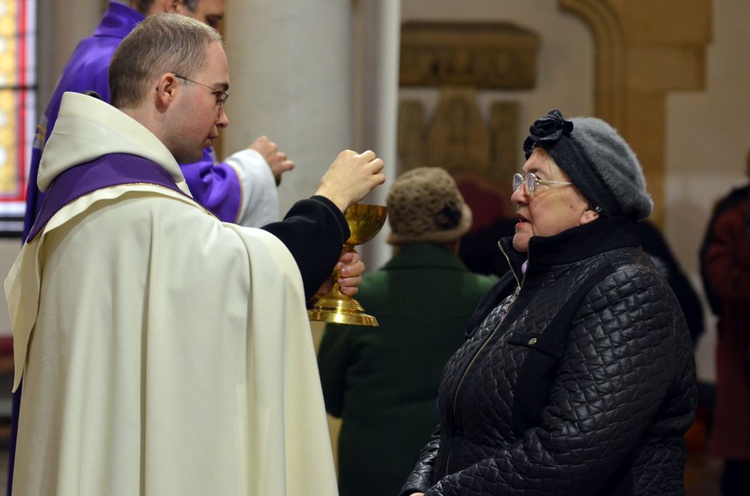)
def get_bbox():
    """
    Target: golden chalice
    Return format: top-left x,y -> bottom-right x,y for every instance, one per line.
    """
308,203 -> 388,326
